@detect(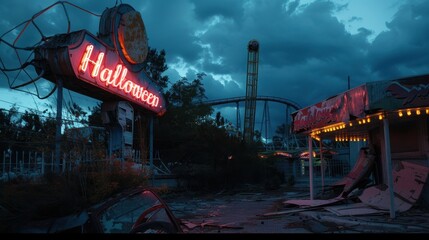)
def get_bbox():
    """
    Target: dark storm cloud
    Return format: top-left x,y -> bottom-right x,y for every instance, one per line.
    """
202,73 -> 242,100
140,0 -> 204,63
368,0 -> 429,79
256,1 -> 363,66
191,0 -> 244,22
